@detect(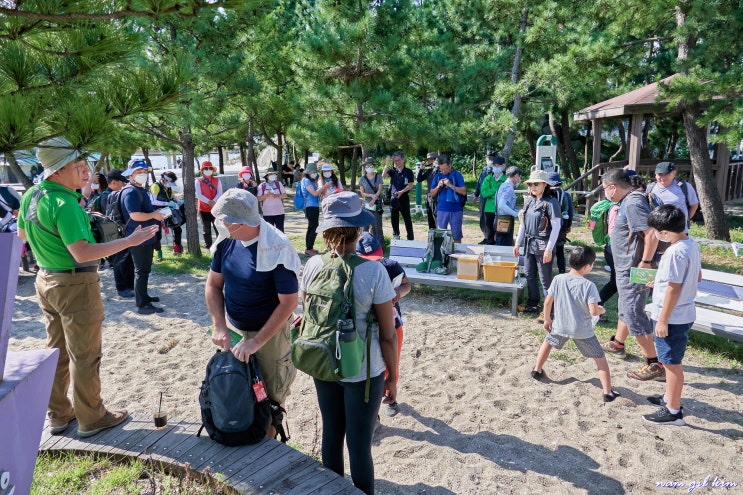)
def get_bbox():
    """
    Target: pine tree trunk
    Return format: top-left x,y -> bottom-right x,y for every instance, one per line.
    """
239,142 -> 247,167
560,110 -> 580,181
179,129 -> 202,256
502,7 -> 529,162
6,153 -> 32,189
142,147 -> 156,182
217,145 -> 224,175
548,113 -> 568,175
247,117 -> 256,174
682,104 -> 729,241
